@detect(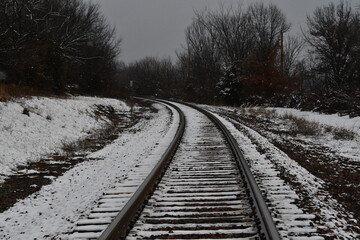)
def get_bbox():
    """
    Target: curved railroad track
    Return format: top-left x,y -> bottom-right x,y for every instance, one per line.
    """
80,100 -> 278,240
